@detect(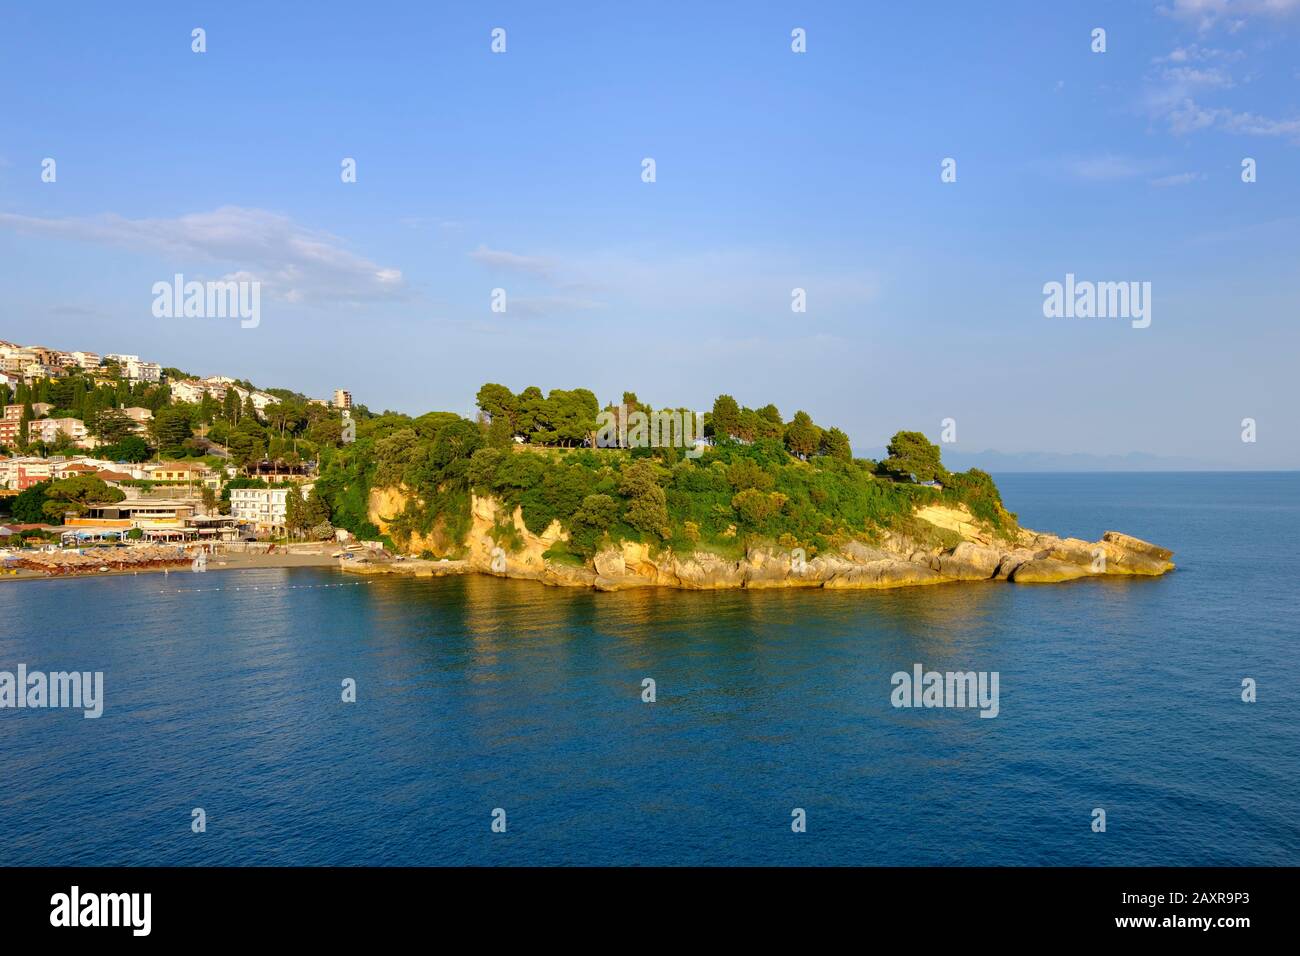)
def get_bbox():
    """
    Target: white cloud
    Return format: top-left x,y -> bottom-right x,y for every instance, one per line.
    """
1153,43 -> 1244,63
508,295 -> 604,318
1149,171 -> 1206,185
469,245 -> 557,278
0,206 -> 406,305
1140,50 -> 1300,140
1061,154 -> 1153,180
1160,0 -> 1300,32
465,243 -> 879,322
